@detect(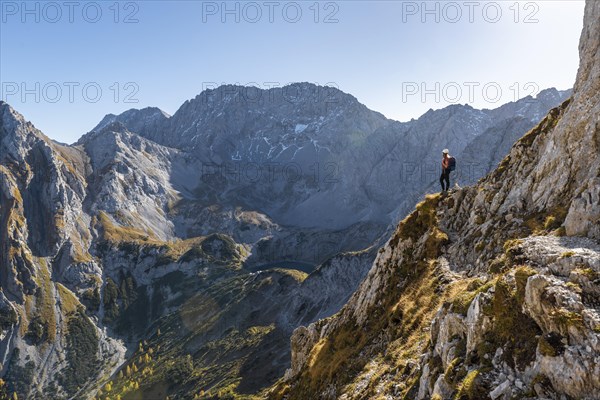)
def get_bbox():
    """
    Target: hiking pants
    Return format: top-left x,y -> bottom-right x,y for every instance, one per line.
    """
440,169 -> 451,191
